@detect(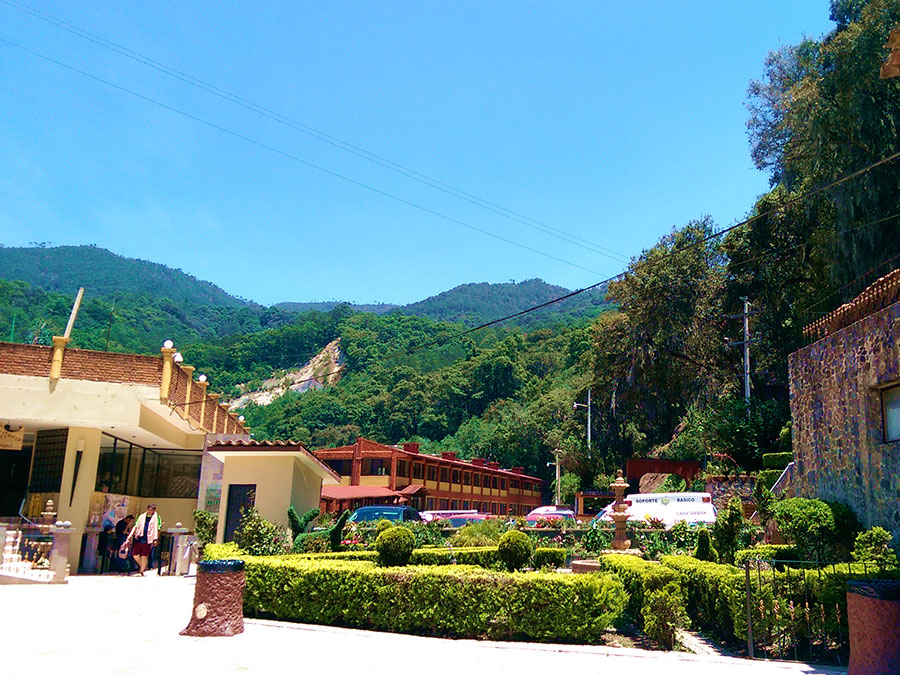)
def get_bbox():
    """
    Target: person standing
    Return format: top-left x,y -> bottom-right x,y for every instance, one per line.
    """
127,505 -> 160,576
114,515 -> 135,573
